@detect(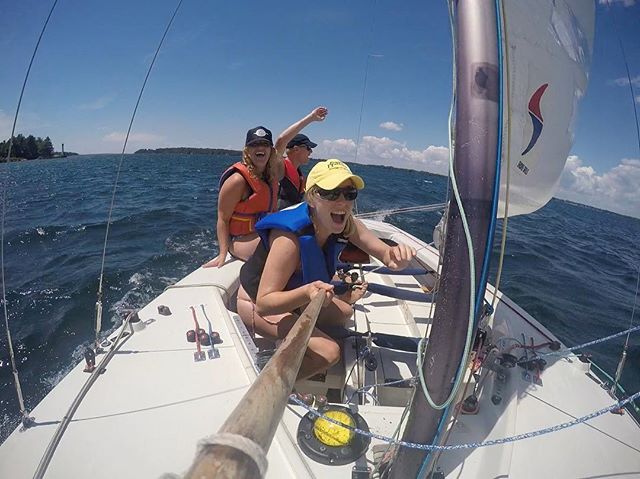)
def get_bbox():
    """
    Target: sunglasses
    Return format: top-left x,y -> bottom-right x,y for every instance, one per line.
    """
317,186 -> 358,201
